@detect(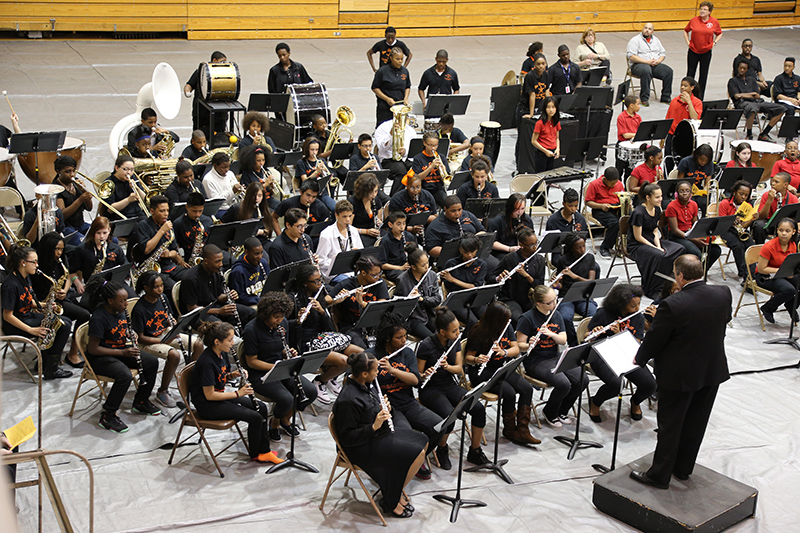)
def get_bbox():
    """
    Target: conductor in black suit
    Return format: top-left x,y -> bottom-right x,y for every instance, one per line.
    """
630,254 -> 731,489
